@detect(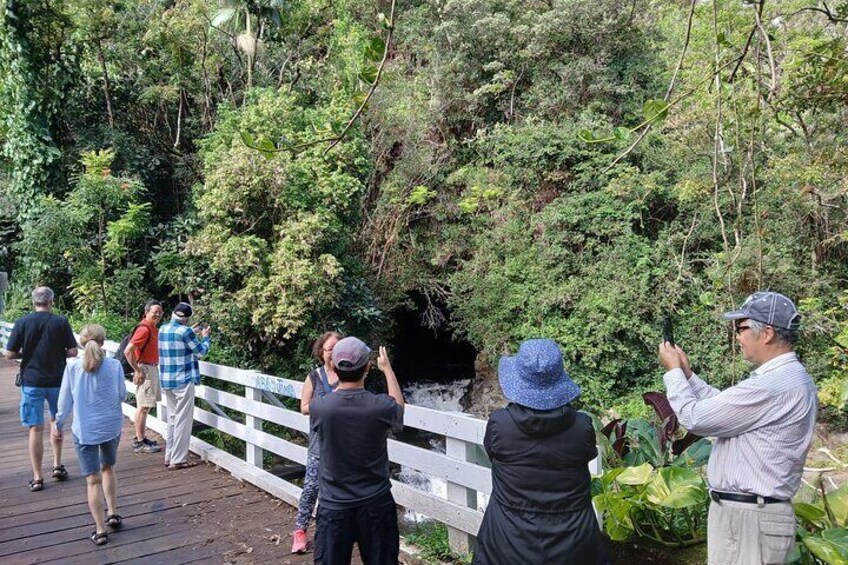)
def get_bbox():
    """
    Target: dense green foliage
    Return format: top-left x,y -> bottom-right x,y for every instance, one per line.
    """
1,0 -> 847,419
